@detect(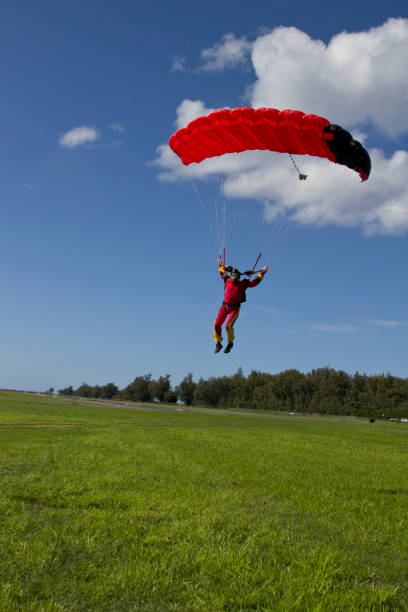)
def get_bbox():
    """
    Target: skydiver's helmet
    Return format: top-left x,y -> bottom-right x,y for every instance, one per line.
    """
230,268 -> 241,280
